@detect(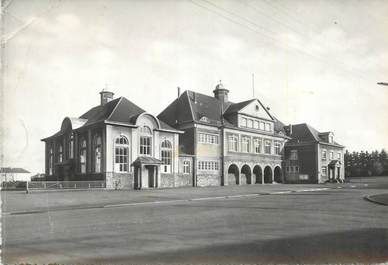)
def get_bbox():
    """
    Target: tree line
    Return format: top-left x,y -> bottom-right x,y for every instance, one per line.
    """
344,149 -> 388,177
